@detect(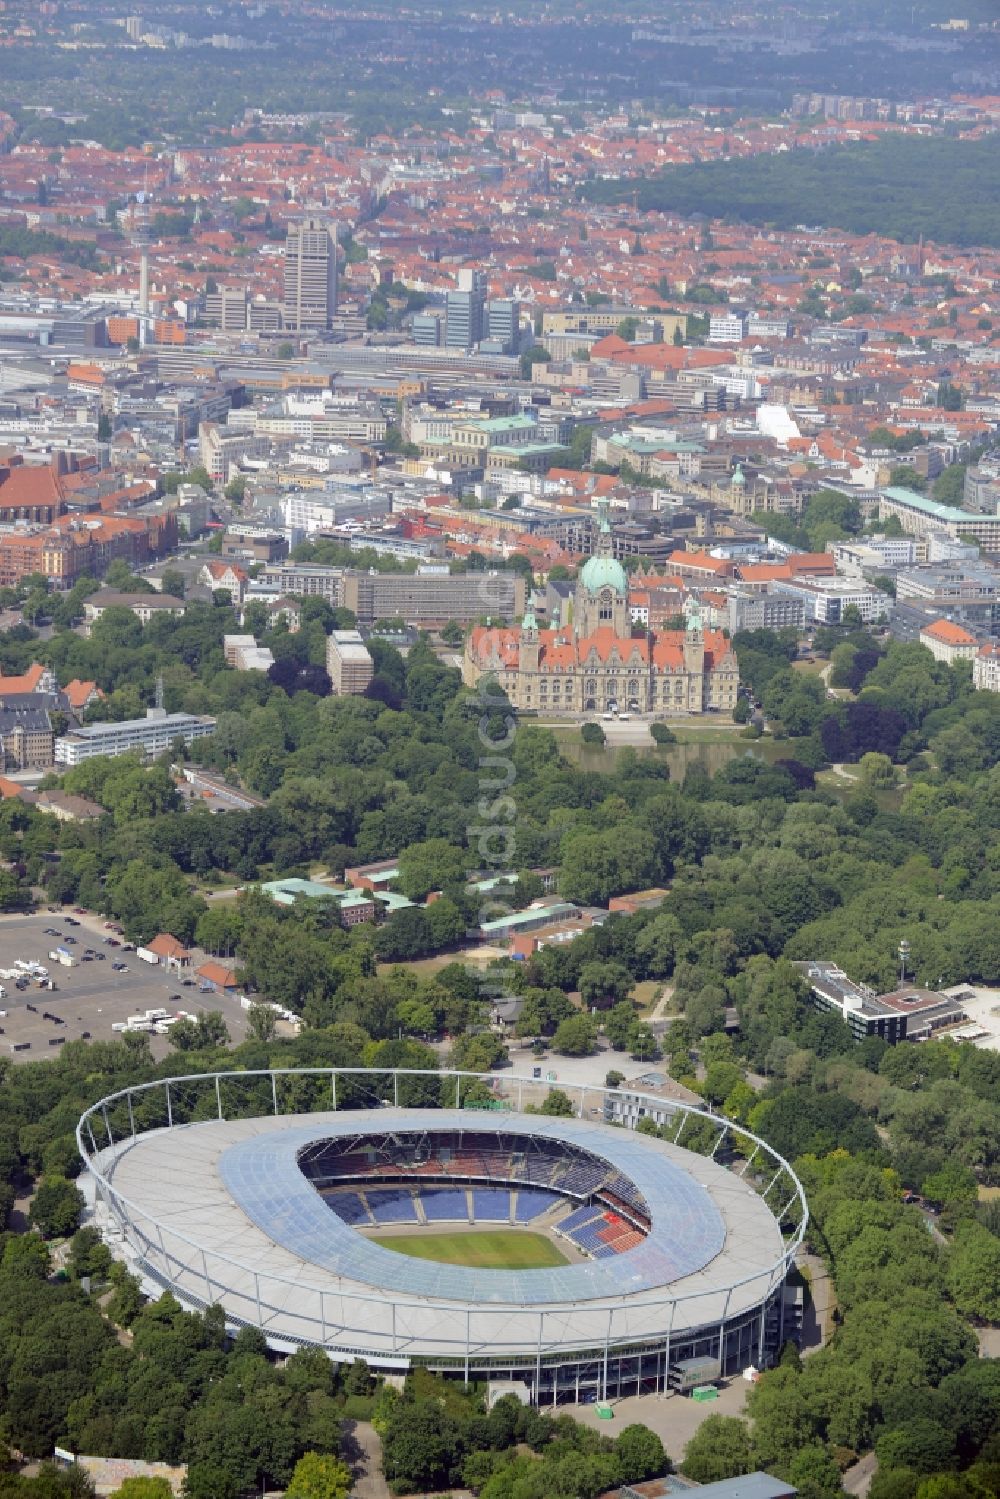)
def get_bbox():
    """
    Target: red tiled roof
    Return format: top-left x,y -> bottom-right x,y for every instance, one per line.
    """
921,618 -> 978,645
